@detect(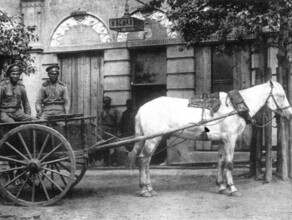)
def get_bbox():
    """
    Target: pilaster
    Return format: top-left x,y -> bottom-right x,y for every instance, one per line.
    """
104,48 -> 131,108
166,45 -> 195,98
21,0 -> 44,50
